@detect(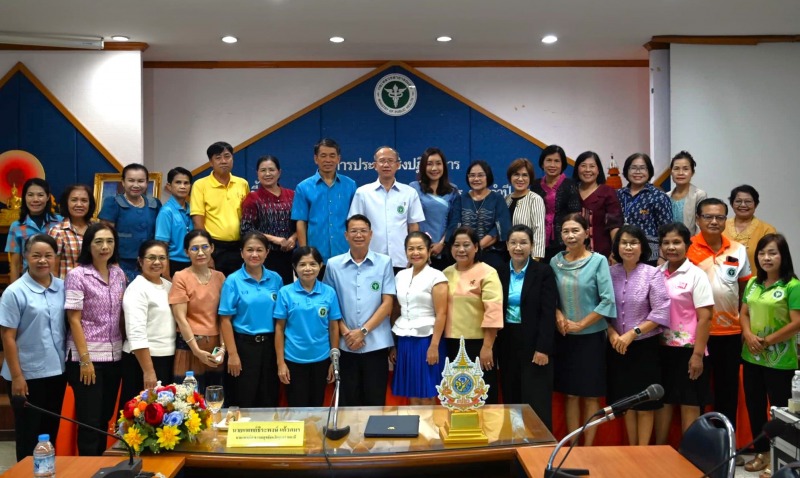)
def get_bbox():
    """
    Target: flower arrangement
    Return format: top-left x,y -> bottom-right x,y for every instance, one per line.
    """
117,383 -> 213,454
